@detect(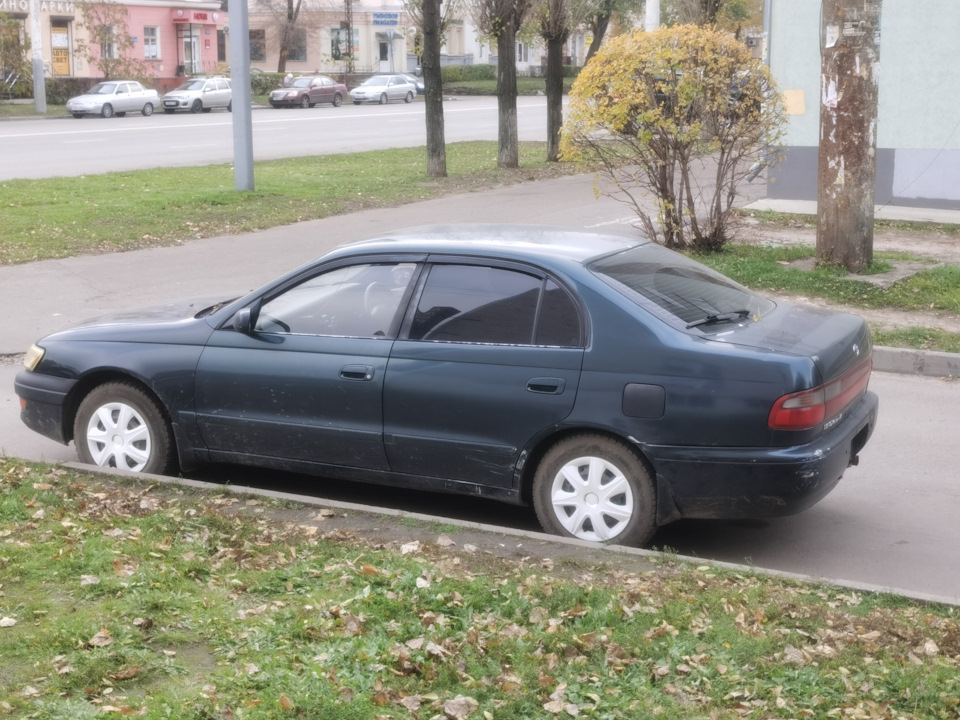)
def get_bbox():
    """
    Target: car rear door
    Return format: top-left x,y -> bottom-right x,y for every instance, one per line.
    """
383,260 -> 585,488
193,259 -> 418,470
